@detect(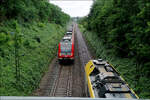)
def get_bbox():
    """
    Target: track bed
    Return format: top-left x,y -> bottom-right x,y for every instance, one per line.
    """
50,65 -> 72,97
